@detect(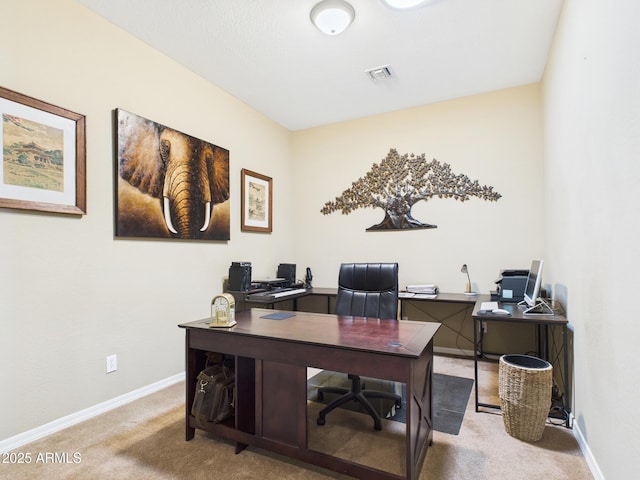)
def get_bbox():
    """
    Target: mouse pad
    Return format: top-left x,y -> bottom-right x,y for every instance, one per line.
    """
260,312 -> 296,320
